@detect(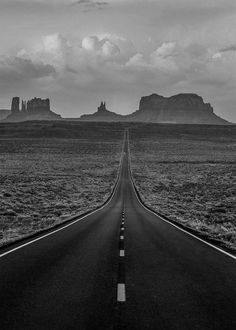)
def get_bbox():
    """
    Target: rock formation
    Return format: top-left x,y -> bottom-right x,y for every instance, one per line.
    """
26,98 -> 50,112
127,93 -> 227,124
79,94 -> 230,124
0,110 -> 11,121
4,97 -> 61,122
98,101 -> 107,112
11,97 -> 20,113
2,93 -> 231,124
80,101 -> 123,121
